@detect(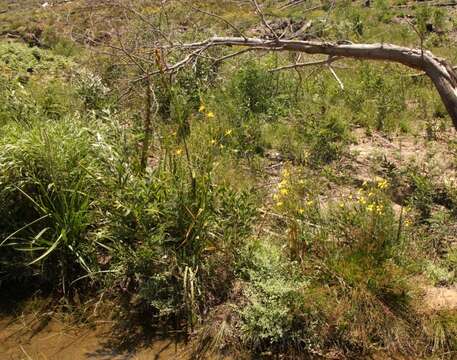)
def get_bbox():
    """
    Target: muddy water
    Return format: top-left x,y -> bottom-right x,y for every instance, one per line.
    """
0,316 -> 195,360
0,314 -> 417,359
